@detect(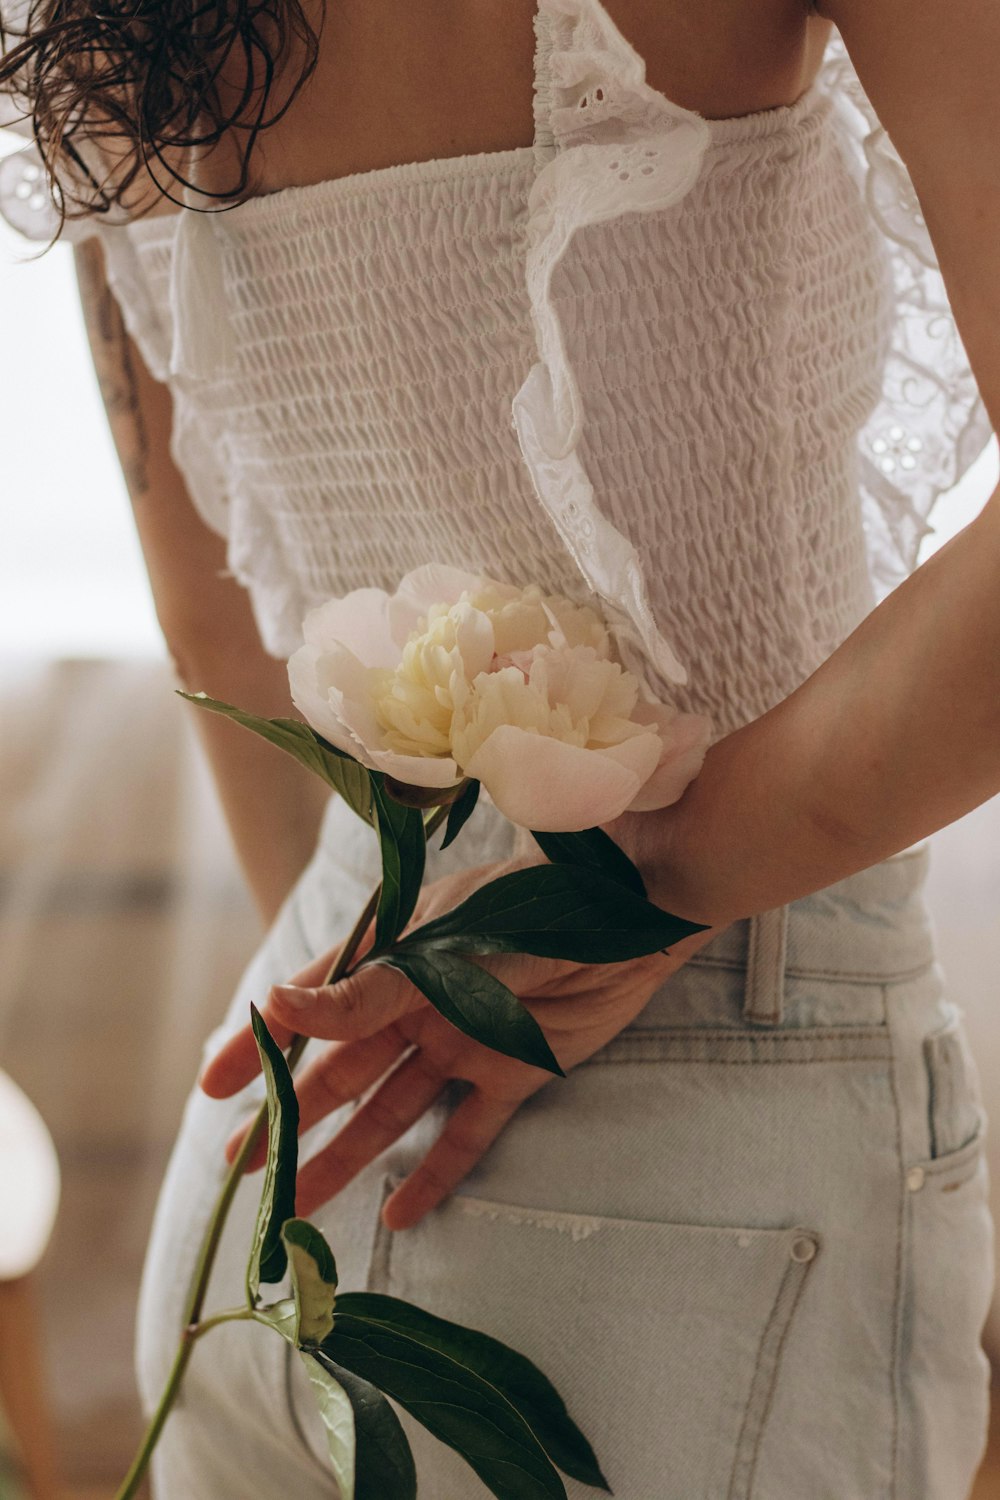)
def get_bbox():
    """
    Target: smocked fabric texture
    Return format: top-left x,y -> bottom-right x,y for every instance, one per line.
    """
0,3 -> 993,731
